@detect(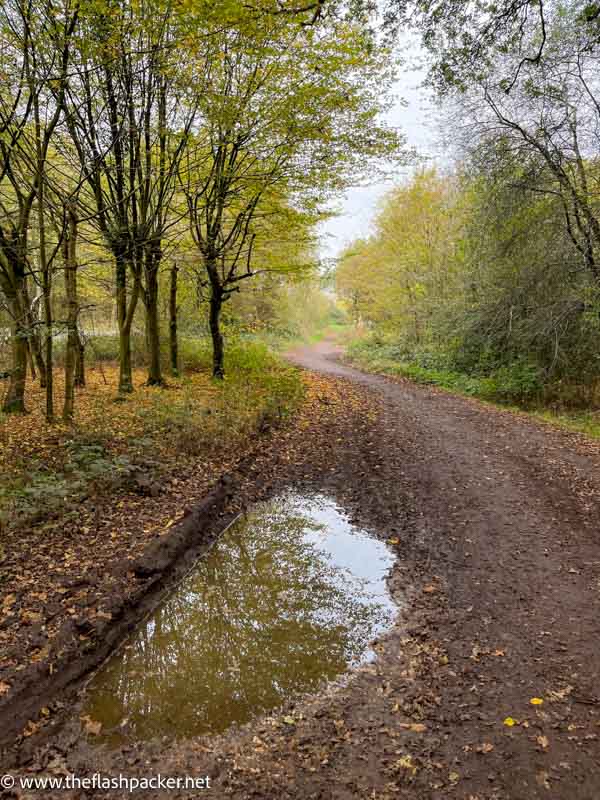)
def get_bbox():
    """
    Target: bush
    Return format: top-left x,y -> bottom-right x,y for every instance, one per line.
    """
53,332 -> 149,368
346,335 -> 546,406
487,361 -> 543,404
